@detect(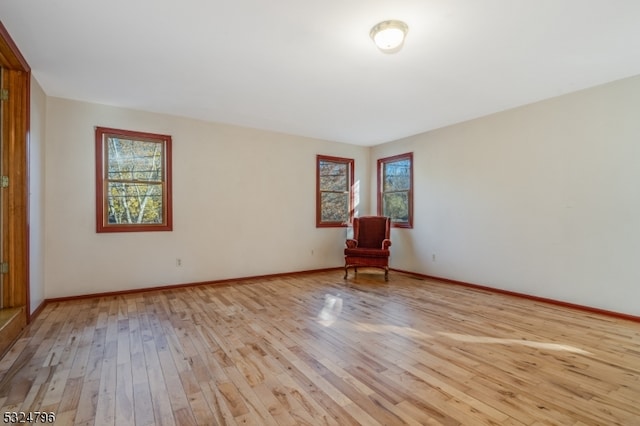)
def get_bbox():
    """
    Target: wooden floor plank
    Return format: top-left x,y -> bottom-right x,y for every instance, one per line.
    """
0,271 -> 638,425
